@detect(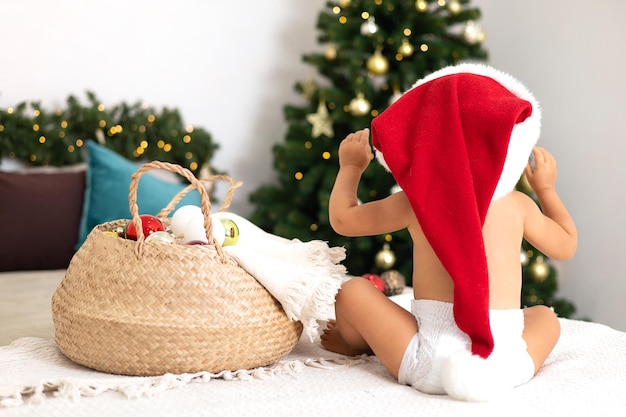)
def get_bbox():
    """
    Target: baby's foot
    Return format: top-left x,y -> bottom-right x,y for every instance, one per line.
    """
320,319 -> 367,356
